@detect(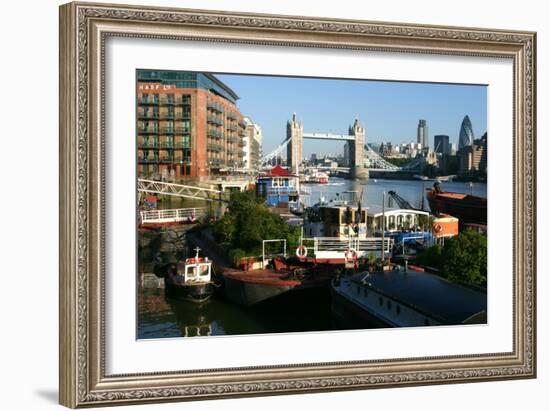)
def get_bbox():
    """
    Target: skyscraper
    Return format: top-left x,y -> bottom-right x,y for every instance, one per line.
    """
459,115 -> 475,149
417,119 -> 428,149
